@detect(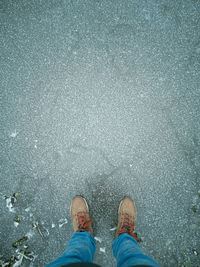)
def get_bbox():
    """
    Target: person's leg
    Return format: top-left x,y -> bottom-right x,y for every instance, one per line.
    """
46,196 -> 95,267
112,197 -> 160,267
112,233 -> 160,267
46,231 -> 96,267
